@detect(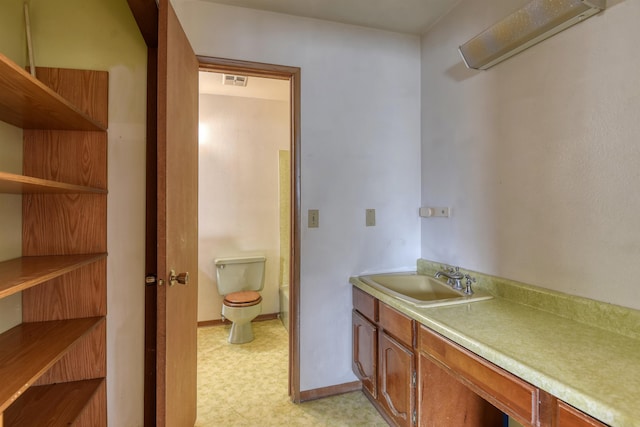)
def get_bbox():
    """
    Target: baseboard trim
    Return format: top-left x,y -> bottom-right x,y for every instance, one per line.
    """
197,313 -> 279,328
299,381 -> 362,402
